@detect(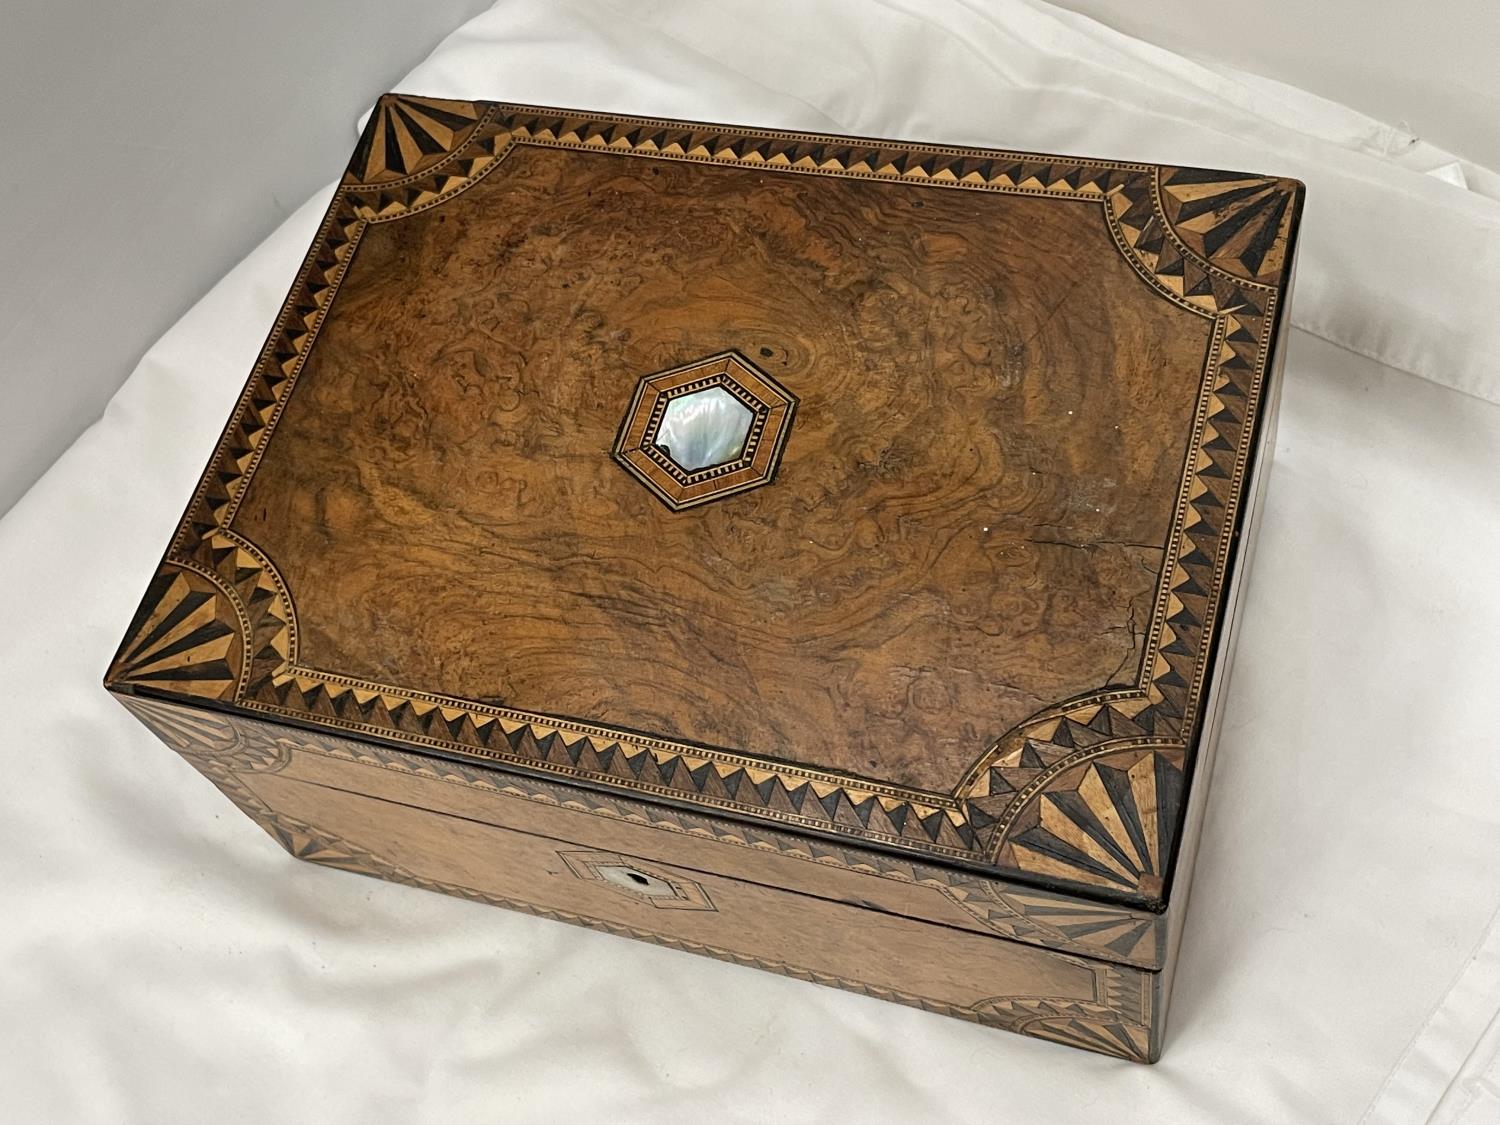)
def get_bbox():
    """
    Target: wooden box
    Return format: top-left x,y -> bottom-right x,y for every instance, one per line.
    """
106,96 -> 1303,1061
